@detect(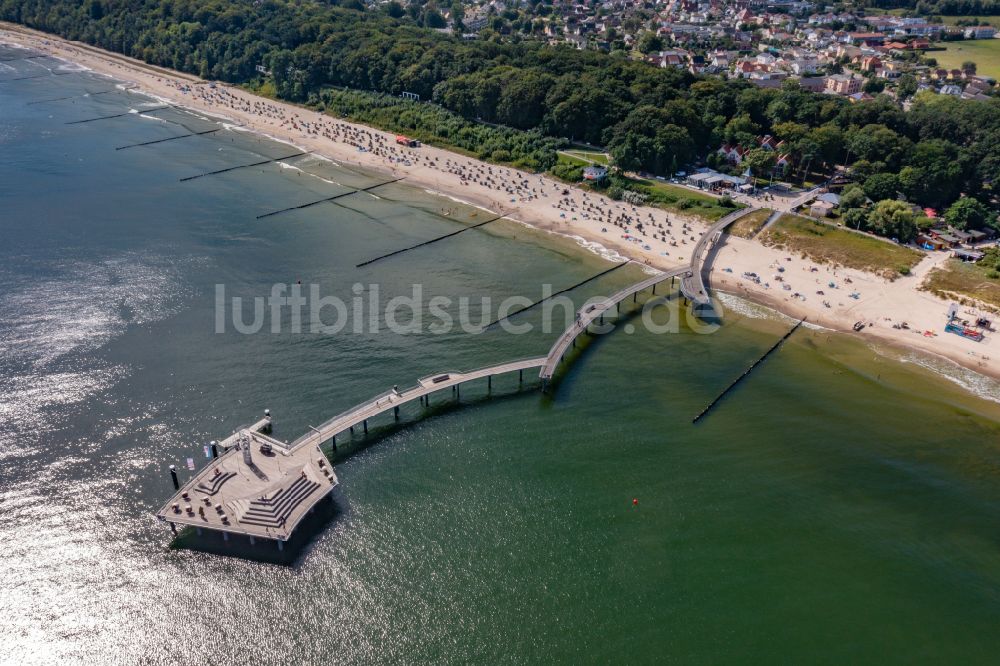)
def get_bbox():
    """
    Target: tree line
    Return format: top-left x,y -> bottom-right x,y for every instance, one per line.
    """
3,0 -> 999,232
